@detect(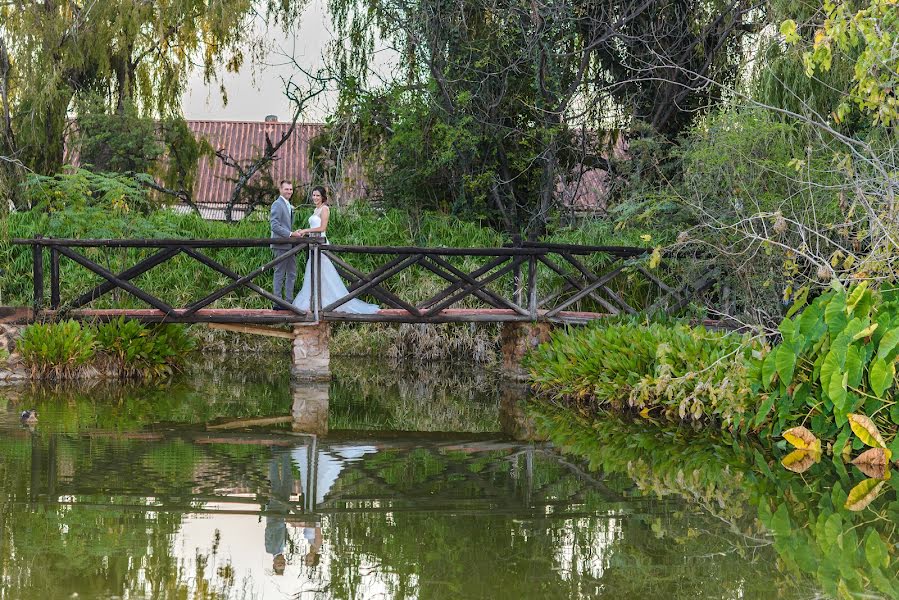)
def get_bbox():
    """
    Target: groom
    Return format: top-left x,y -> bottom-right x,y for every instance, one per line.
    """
270,180 -> 300,308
